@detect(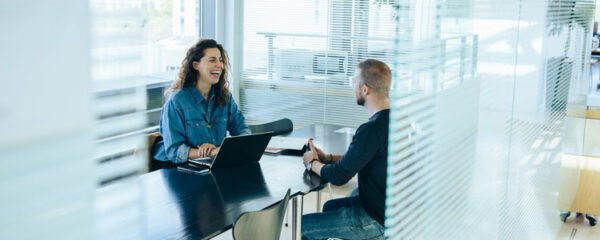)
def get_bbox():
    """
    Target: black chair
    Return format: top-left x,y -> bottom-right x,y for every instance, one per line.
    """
248,118 -> 293,136
232,189 -> 291,240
